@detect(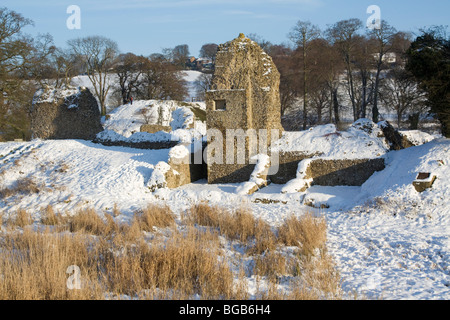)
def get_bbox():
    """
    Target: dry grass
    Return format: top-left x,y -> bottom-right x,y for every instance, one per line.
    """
300,250 -> 342,299
68,207 -> 112,236
255,279 -> 321,300
100,227 -> 235,299
186,203 -> 277,252
278,213 -> 328,257
0,204 -> 342,300
40,205 -> 65,226
253,250 -> 288,279
0,228 -> 105,300
0,225 -> 239,300
133,204 -> 176,231
0,177 -> 42,199
185,202 -> 222,228
112,203 -> 121,217
8,209 -> 33,228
